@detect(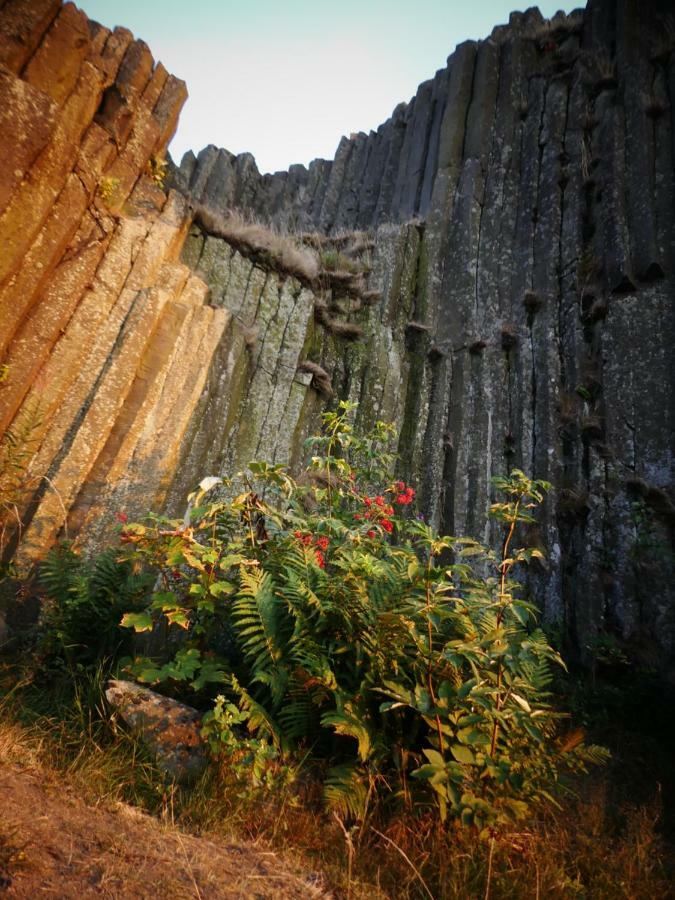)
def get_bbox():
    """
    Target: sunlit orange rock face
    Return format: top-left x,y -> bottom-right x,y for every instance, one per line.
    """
0,1 -> 229,565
